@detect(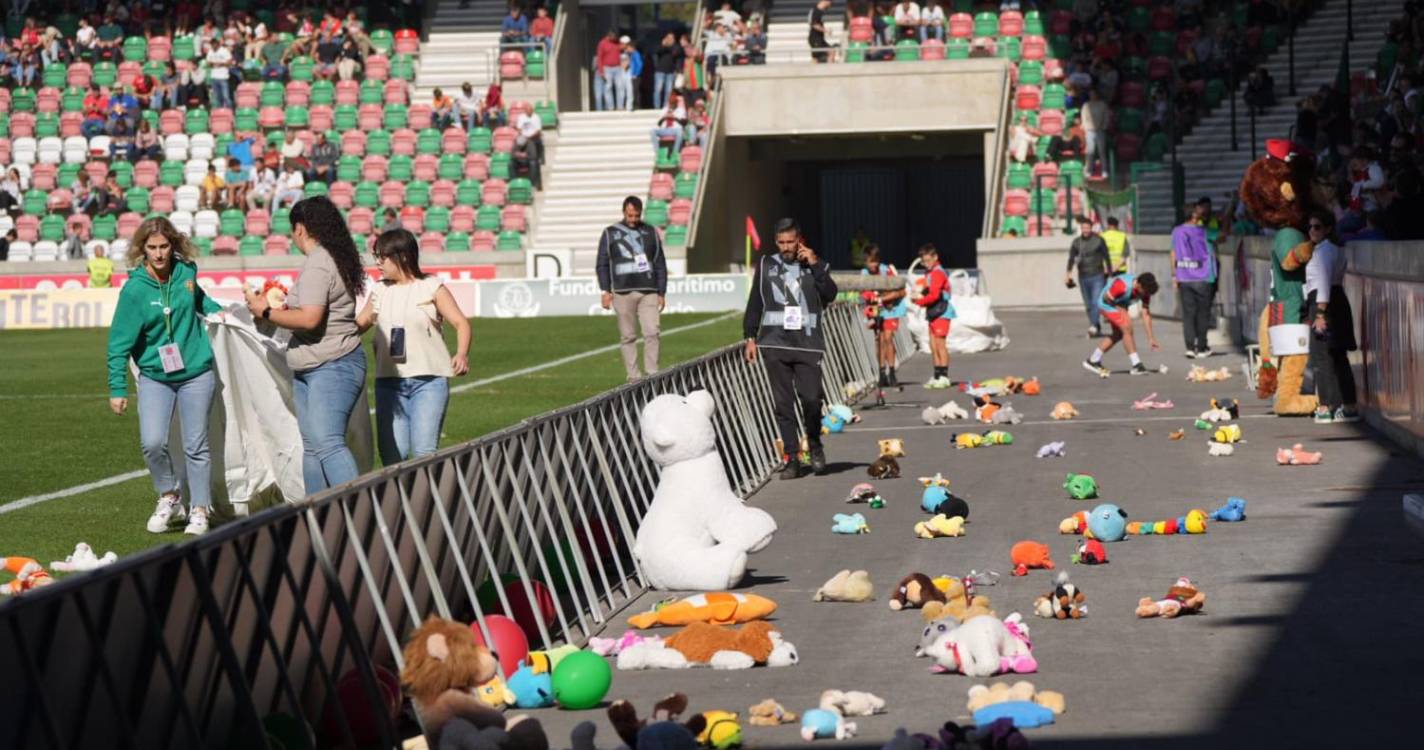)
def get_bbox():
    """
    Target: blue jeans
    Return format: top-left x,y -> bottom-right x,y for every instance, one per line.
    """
653,71 -> 674,109
375,376 -> 450,465
292,346 -> 367,495
1079,273 -> 1107,331
137,369 -> 217,509
209,79 -> 232,109
599,65 -> 626,111
651,126 -> 683,153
